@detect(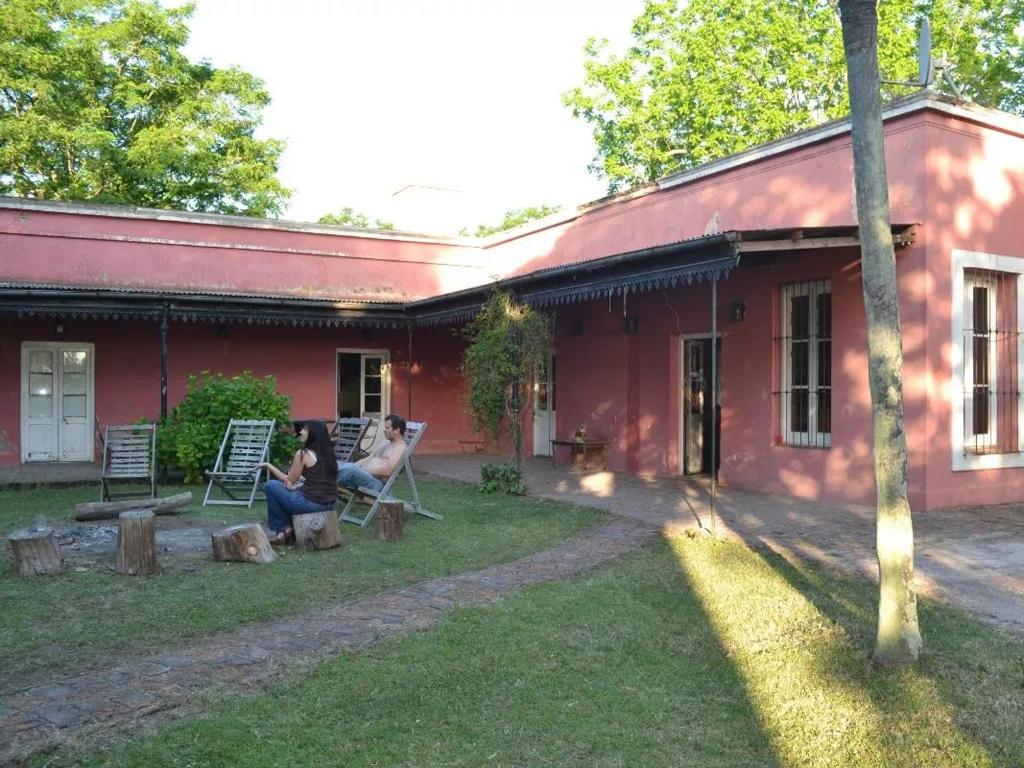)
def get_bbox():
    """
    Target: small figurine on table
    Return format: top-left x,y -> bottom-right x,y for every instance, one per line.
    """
573,423 -> 588,443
